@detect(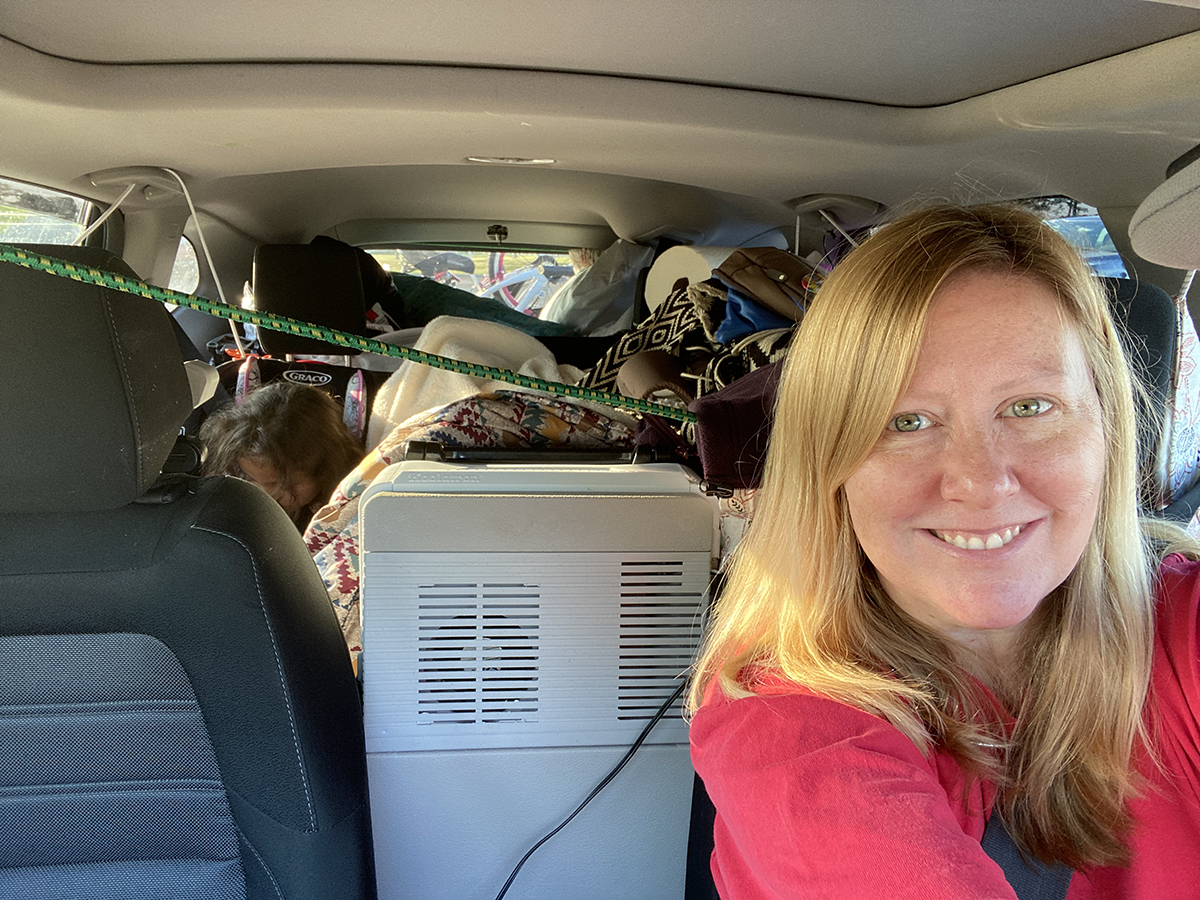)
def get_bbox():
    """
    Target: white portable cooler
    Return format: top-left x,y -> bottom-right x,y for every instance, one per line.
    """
359,460 -> 716,900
